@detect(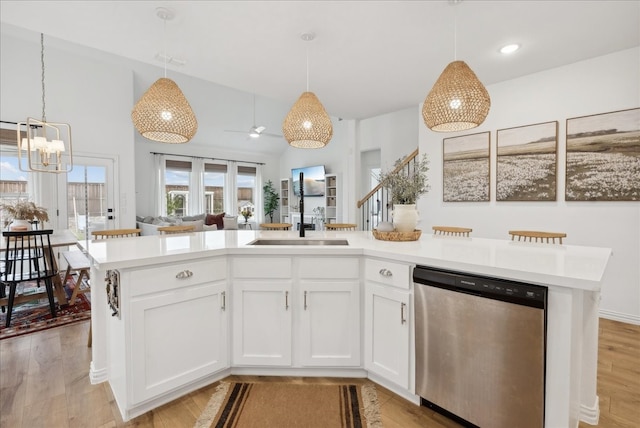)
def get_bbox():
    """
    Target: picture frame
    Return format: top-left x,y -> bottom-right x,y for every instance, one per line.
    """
442,131 -> 490,202
566,108 -> 640,201
496,121 -> 558,201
